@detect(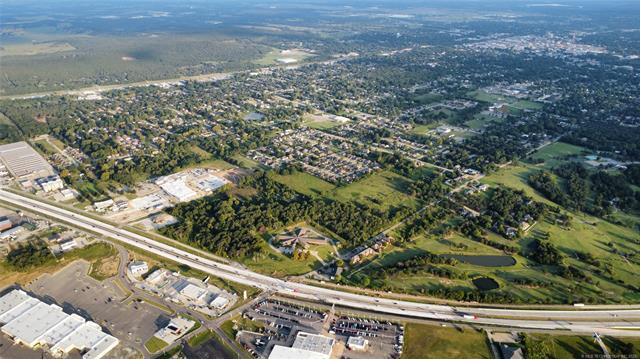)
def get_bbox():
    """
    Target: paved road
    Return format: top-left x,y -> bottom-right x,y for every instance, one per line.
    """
2,189 -> 640,336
